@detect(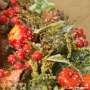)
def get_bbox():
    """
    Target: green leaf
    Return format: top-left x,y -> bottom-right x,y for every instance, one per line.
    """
47,54 -> 71,65
34,21 -> 65,34
69,48 -> 90,74
29,0 -> 55,14
80,55 -> 90,74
